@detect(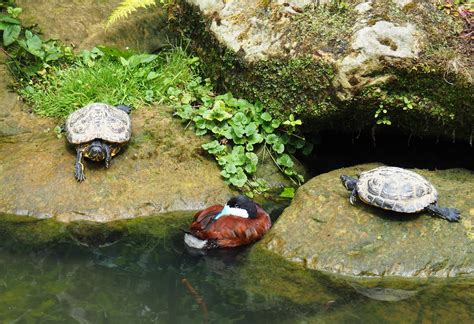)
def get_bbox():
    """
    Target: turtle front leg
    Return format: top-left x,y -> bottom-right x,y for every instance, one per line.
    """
349,188 -> 358,205
74,147 -> 86,182
104,143 -> 112,168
